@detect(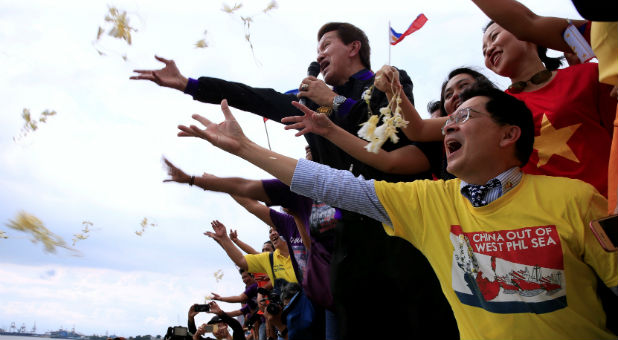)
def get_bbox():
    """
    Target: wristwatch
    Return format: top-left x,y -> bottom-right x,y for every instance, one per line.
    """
332,95 -> 346,113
